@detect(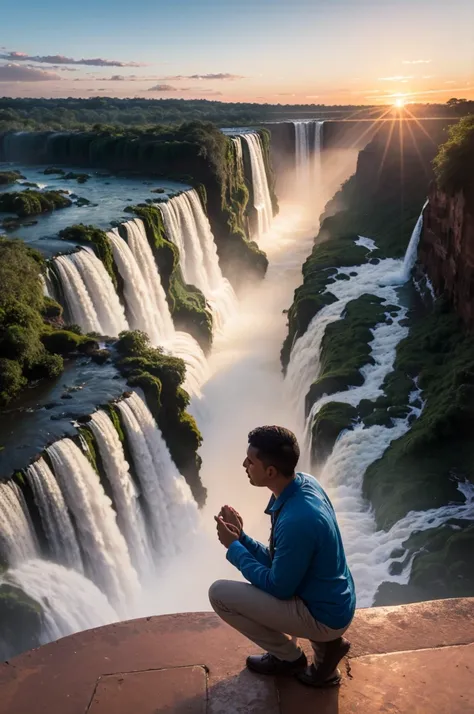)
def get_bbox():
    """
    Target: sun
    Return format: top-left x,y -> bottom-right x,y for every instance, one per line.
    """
394,97 -> 405,108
